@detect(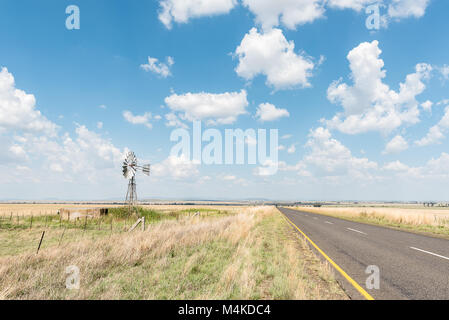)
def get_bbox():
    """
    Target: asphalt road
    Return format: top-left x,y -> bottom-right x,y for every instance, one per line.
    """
278,207 -> 449,300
